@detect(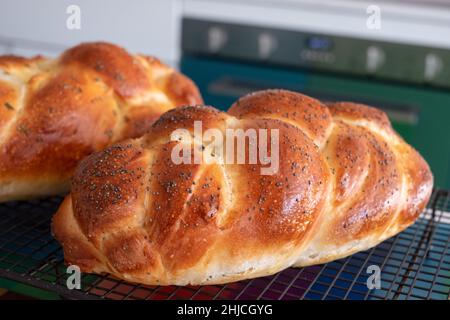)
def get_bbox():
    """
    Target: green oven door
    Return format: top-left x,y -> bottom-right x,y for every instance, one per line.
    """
181,56 -> 450,189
